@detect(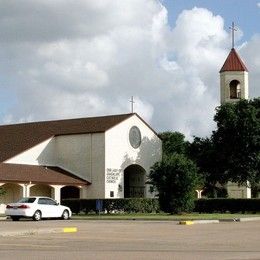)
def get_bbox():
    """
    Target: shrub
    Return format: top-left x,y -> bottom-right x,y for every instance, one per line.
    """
194,199 -> 260,213
62,198 -> 160,214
